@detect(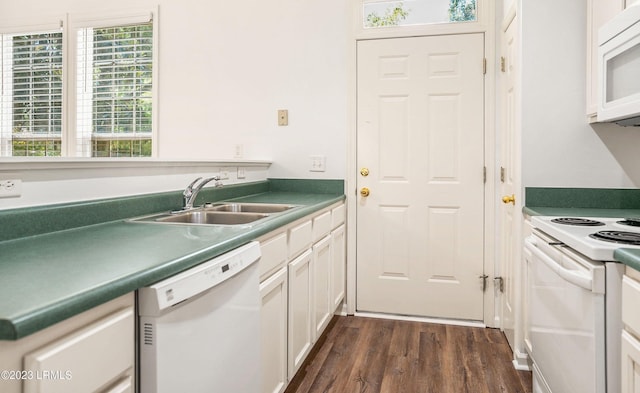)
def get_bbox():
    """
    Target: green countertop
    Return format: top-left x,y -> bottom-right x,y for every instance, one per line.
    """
614,249 -> 640,272
523,206 -> 640,218
0,189 -> 344,340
